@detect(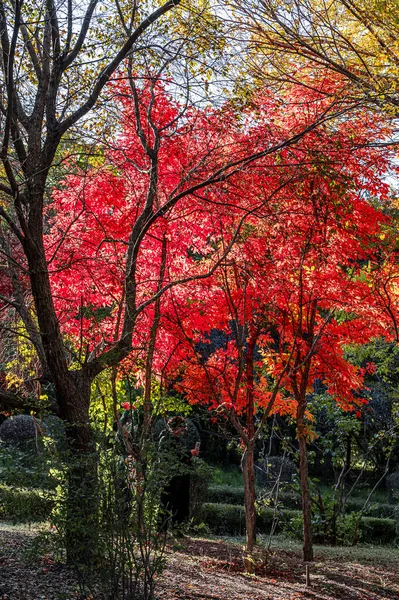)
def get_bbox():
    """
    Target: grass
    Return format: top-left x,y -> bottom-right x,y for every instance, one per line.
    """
219,532 -> 399,565
210,464 -> 243,487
